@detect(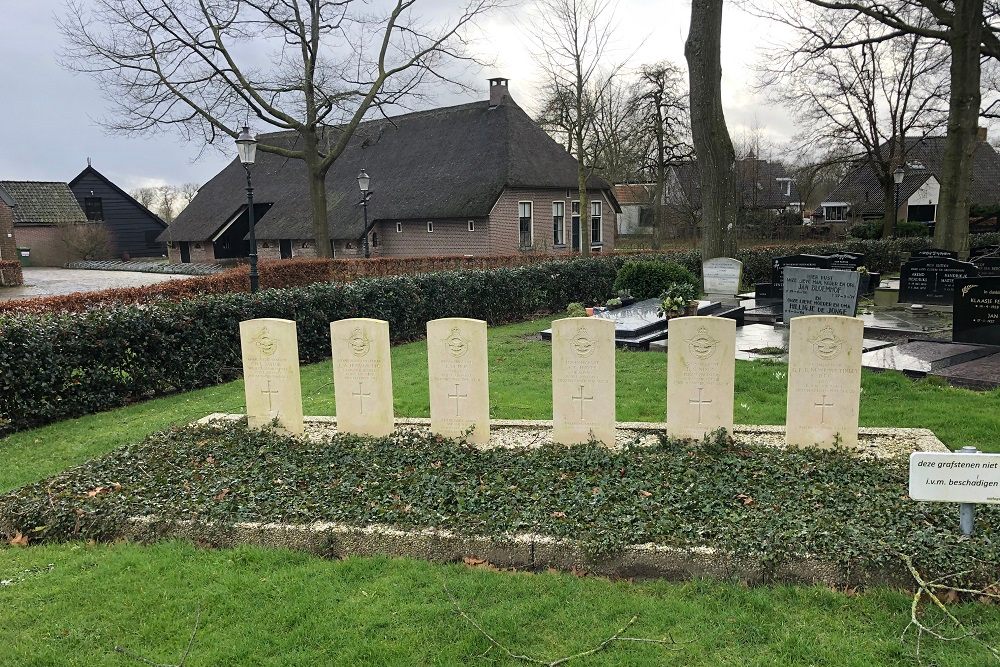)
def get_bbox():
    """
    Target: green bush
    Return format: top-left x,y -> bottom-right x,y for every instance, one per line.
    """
848,221 -> 882,239
895,221 -> 931,237
612,259 -> 697,300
